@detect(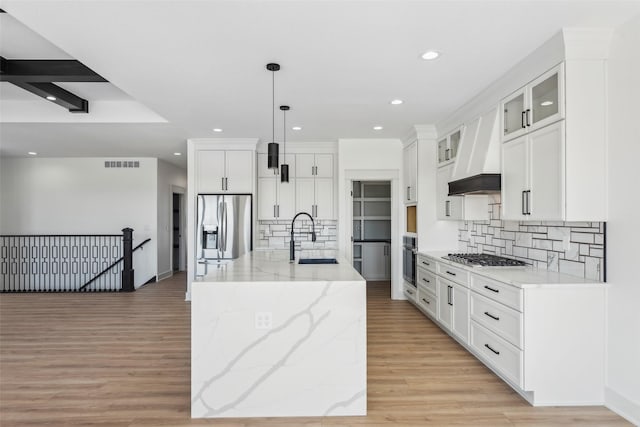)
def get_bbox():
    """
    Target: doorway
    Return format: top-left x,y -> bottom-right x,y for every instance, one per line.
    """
352,181 -> 391,282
